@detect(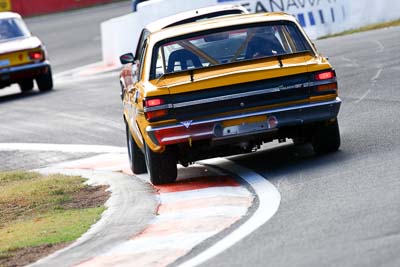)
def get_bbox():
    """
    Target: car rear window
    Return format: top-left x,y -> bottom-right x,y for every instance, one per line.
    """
0,18 -> 30,41
150,21 -> 313,79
